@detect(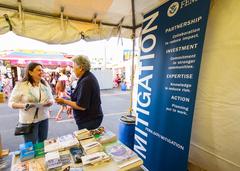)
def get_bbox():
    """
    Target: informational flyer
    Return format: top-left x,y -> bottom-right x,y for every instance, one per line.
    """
133,0 -> 210,171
